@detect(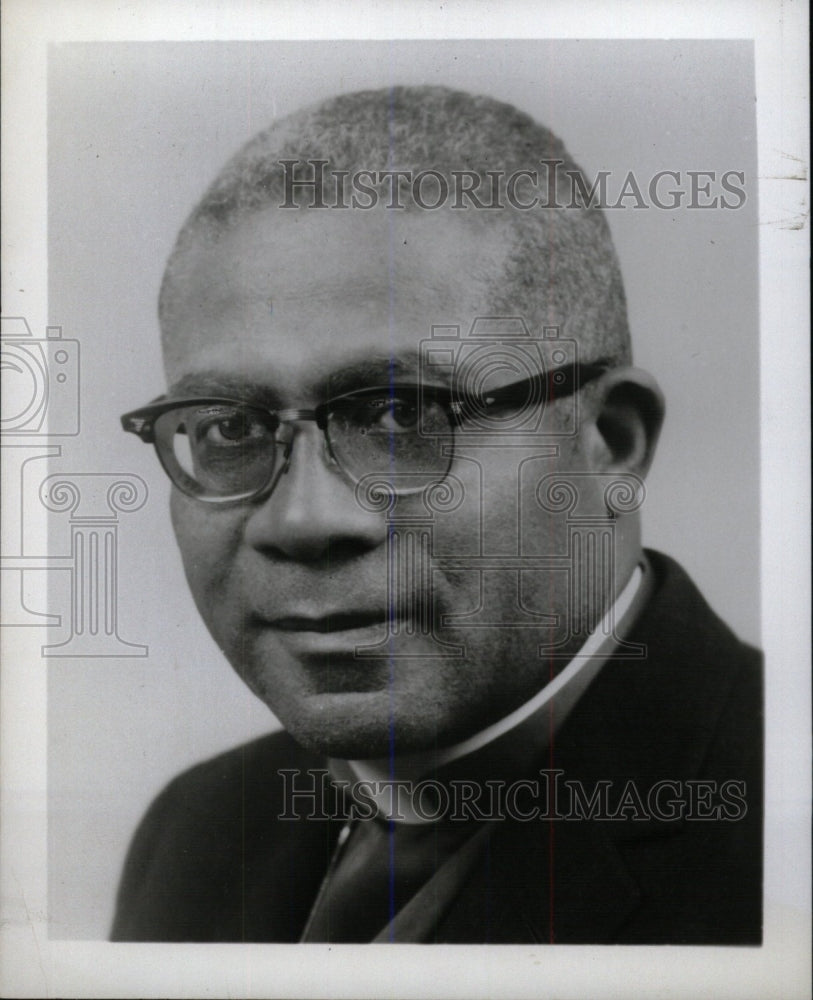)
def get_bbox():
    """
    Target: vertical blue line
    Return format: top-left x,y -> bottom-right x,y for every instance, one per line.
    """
386,81 -> 398,939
